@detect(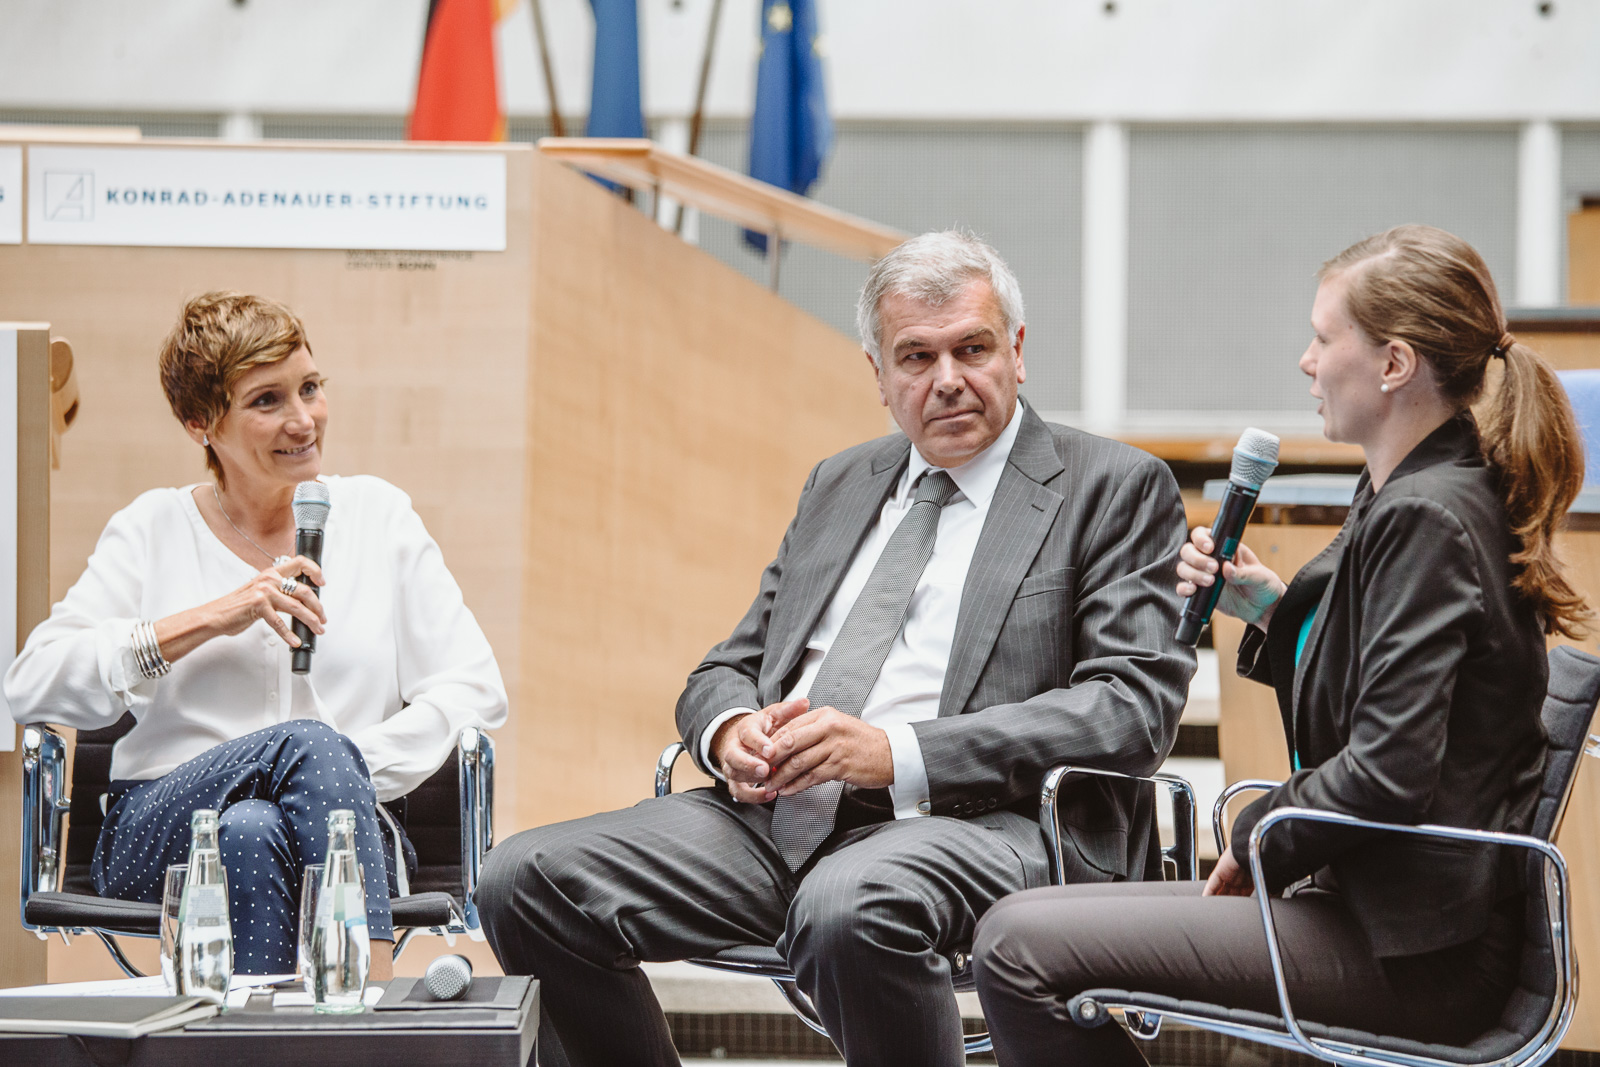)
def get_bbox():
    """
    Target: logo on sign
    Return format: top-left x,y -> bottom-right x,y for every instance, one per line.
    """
44,171 -> 93,222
